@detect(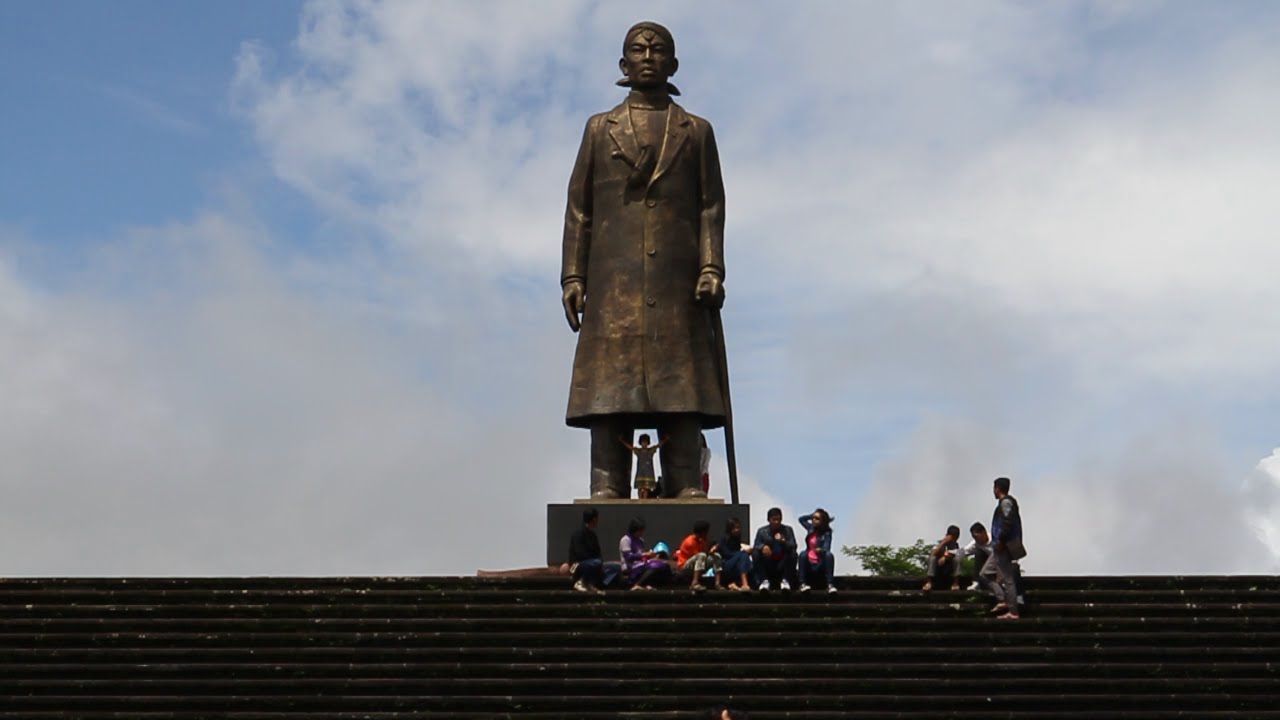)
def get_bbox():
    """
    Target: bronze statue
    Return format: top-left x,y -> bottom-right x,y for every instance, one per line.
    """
561,22 -> 727,499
